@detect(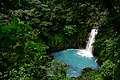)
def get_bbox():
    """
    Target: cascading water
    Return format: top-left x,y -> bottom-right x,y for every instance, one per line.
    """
77,28 -> 98,58
52,28 -> 98,77
86,29 -> 98,53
